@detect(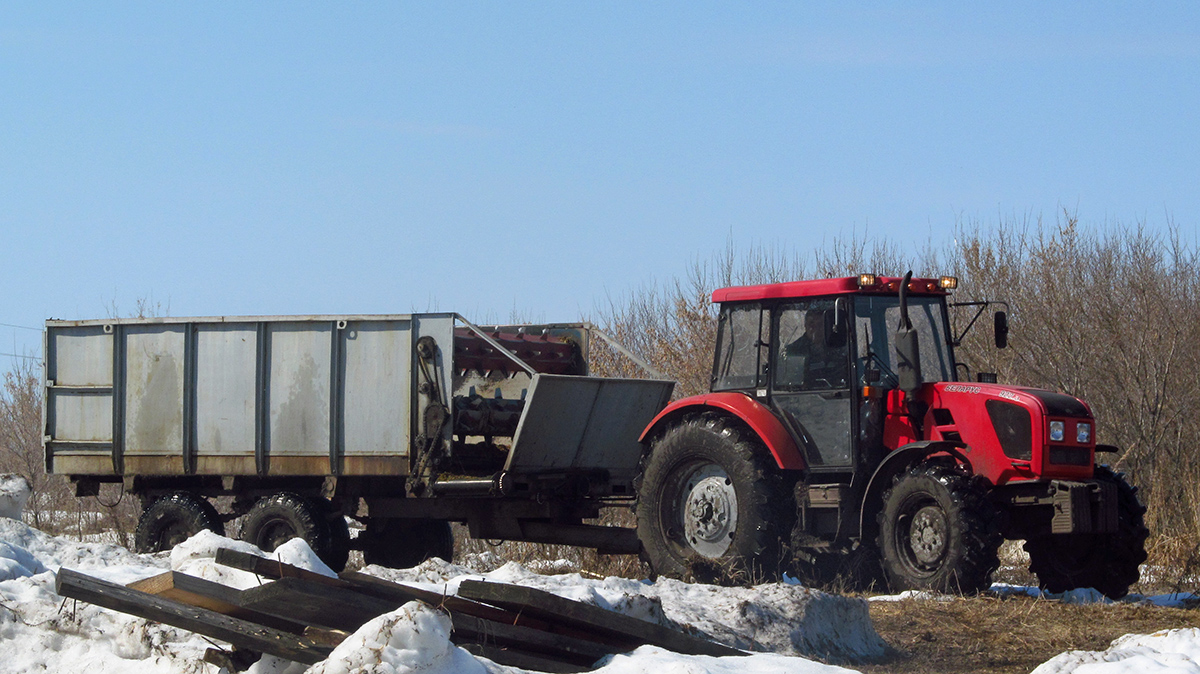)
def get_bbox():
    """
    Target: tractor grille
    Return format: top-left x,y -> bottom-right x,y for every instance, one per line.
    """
1048,446 -> 1091,466
986,399 -> 1032,461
